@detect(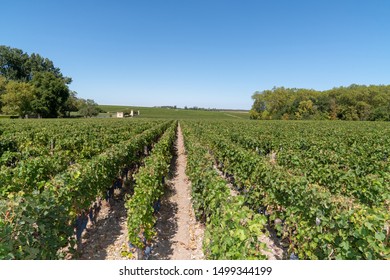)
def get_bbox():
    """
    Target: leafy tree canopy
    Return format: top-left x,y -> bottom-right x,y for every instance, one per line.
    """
250,85 -> 390,121
30,72 -> 70,118
0,45 -> 76,118
1,80 -> 35,116
0,45 -> 70,83
78,99 -> 100,117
